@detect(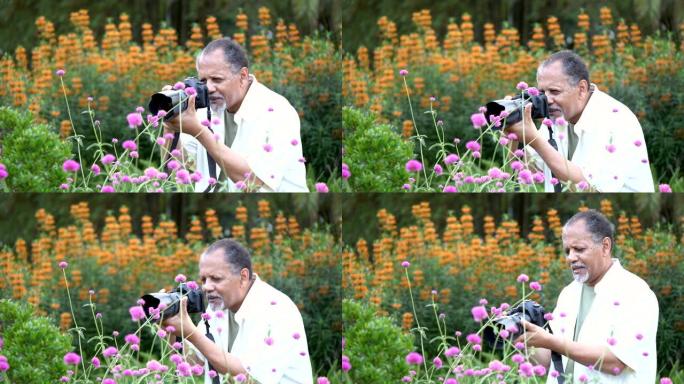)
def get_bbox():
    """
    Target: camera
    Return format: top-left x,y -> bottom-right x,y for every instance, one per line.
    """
140,283 -> 206,321
483,300 -> 547,350
148,77 -> 210,120
484,91 -> 549,130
